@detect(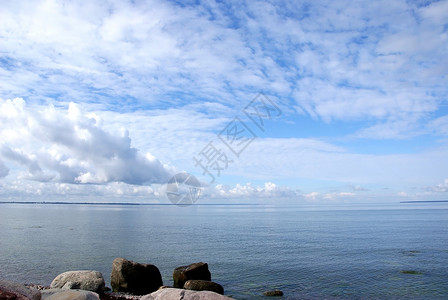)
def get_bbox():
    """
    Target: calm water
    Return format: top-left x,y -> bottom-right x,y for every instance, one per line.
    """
0,203 -> 447,299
